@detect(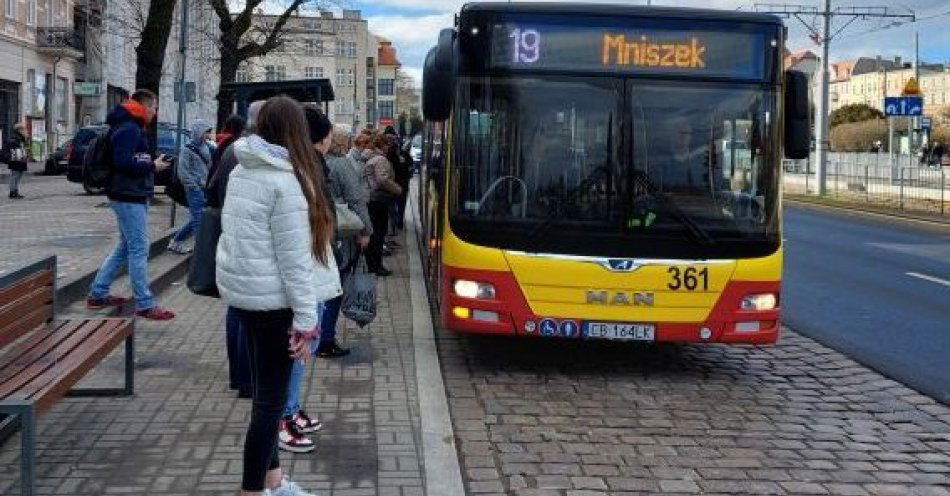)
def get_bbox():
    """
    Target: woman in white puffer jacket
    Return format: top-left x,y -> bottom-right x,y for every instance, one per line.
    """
216,96 -> 340,496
